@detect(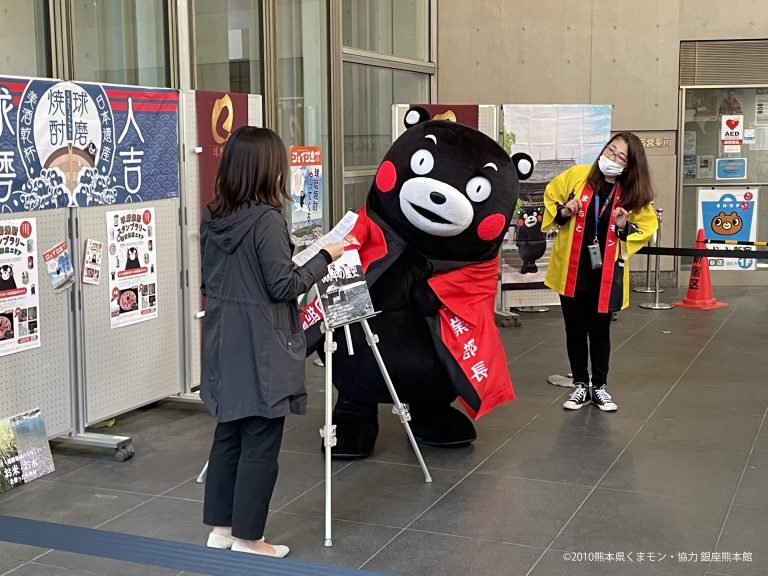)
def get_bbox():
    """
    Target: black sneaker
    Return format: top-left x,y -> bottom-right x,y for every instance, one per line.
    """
592,385 -> 618,411
563,383 -> 590,410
